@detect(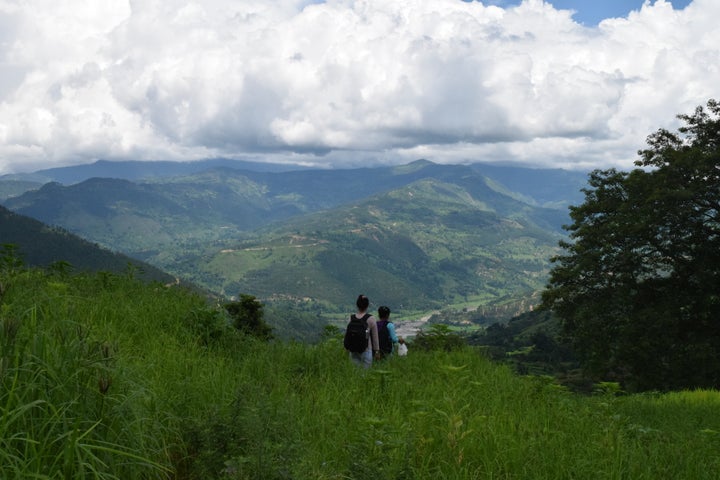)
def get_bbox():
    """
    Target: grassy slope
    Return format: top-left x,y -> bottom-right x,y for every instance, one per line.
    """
2,267 -> 719,478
